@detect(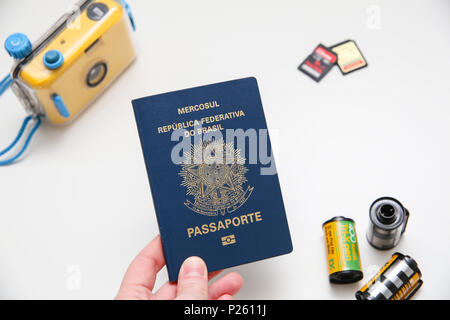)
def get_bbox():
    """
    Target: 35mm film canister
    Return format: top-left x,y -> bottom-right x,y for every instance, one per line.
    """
366,197 -> 409,250
356,252 -> 423,300
322,216 -> 363,284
